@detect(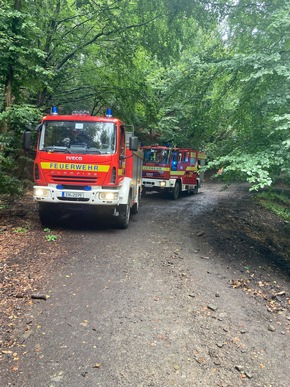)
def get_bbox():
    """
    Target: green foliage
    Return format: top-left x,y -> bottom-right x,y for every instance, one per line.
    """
0,104 -> 42,132
0,0 -> 289,194
43,228 -> 58,242
0,136 -> 23,196
0,105 -> 41,196
13,224 -> 30,234
0,170 -> 23,196
44,234 -> 58,242
256,191 -> 290,222
170,0 -> 290,190
206,149 -> 288,191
